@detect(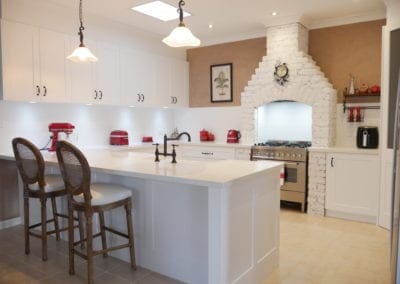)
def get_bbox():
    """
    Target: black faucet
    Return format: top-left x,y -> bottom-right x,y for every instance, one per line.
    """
163,132 -> 191,154
154,132 -> 191,164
